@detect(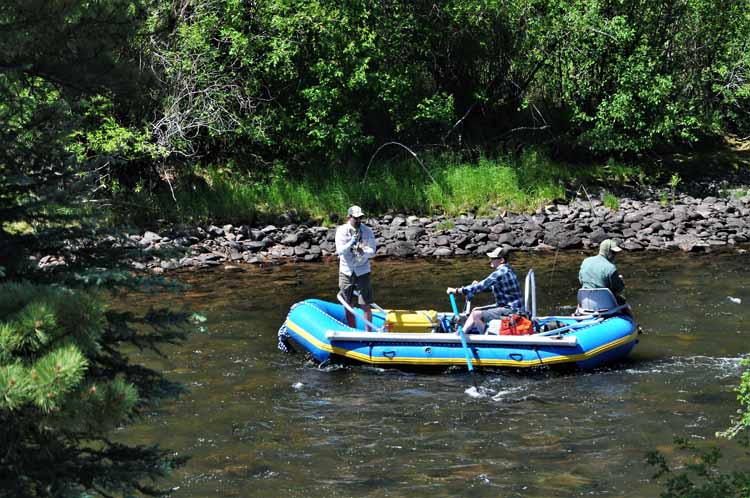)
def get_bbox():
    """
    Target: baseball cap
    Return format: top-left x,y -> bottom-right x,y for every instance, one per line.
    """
347,205 -> 364,218
486,246 -> 510,259
600,239 -> 622,253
